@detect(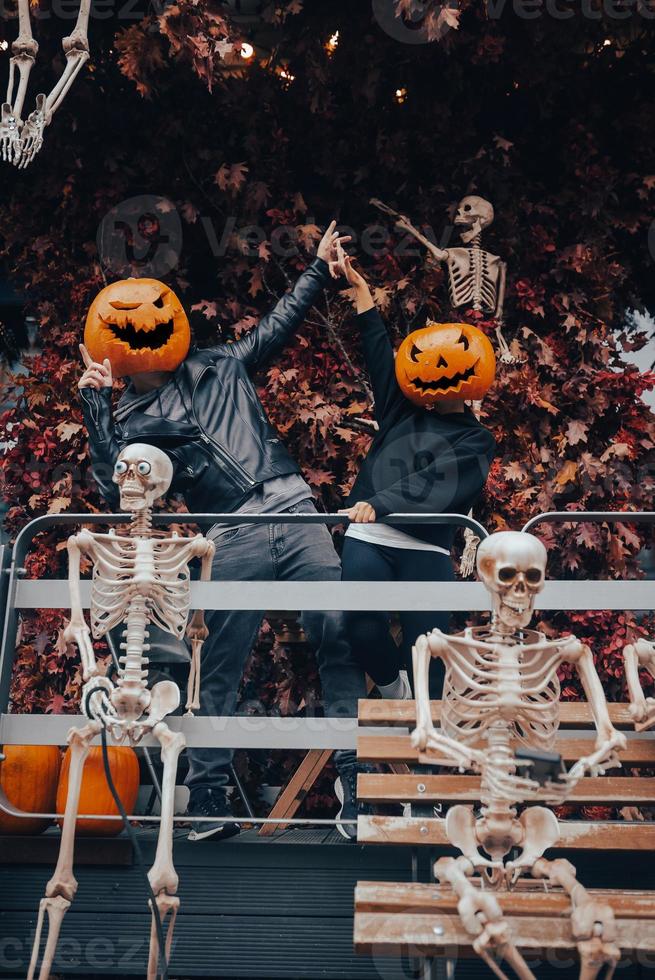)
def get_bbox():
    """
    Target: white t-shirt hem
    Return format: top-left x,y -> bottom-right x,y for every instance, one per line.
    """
345,523 -> 450,554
